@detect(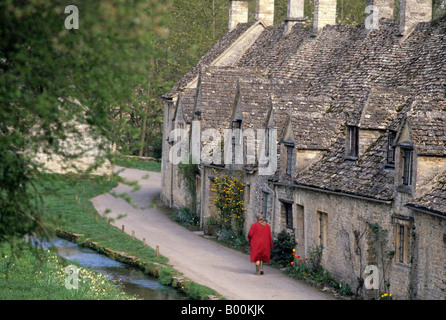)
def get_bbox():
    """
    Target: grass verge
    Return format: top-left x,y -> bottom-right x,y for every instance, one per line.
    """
0,238 -> 136,300
39,172 -> 222,300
